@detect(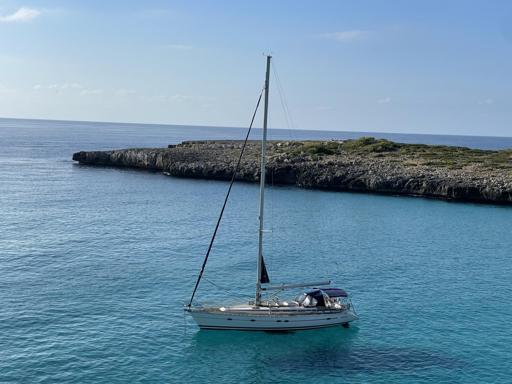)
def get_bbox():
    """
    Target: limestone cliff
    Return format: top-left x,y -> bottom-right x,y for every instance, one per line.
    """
73,138 -> 512,205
